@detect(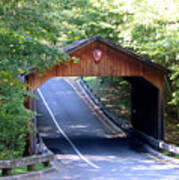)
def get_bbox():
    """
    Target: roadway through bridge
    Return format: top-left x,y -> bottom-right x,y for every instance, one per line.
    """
35,77 -> 179,180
